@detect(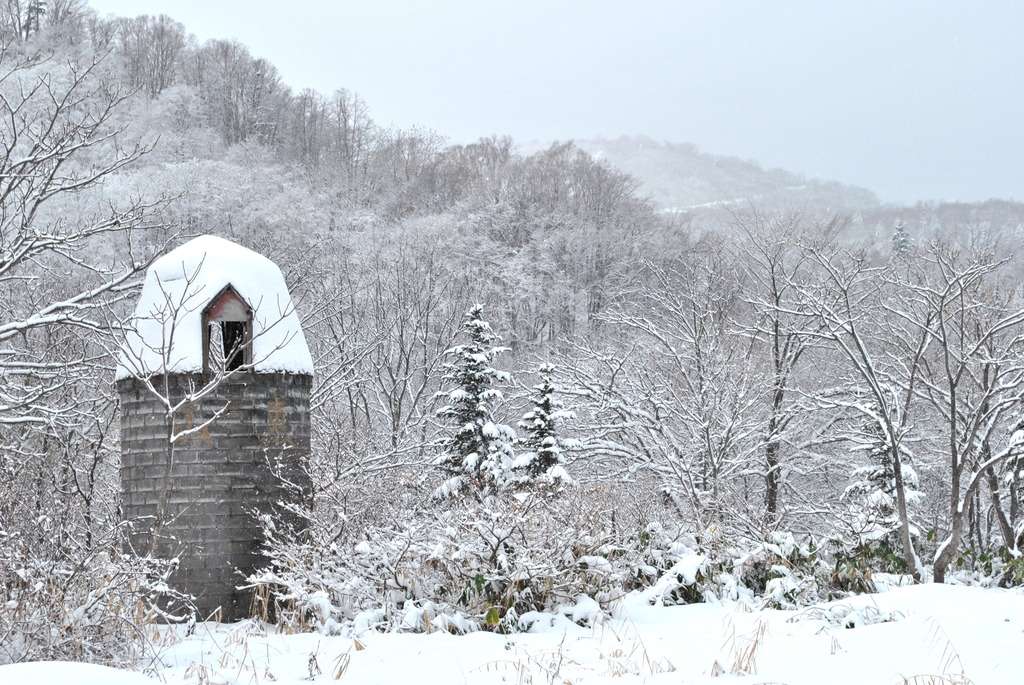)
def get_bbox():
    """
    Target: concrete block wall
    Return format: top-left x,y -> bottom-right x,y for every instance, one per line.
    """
119,373 -> 311,621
